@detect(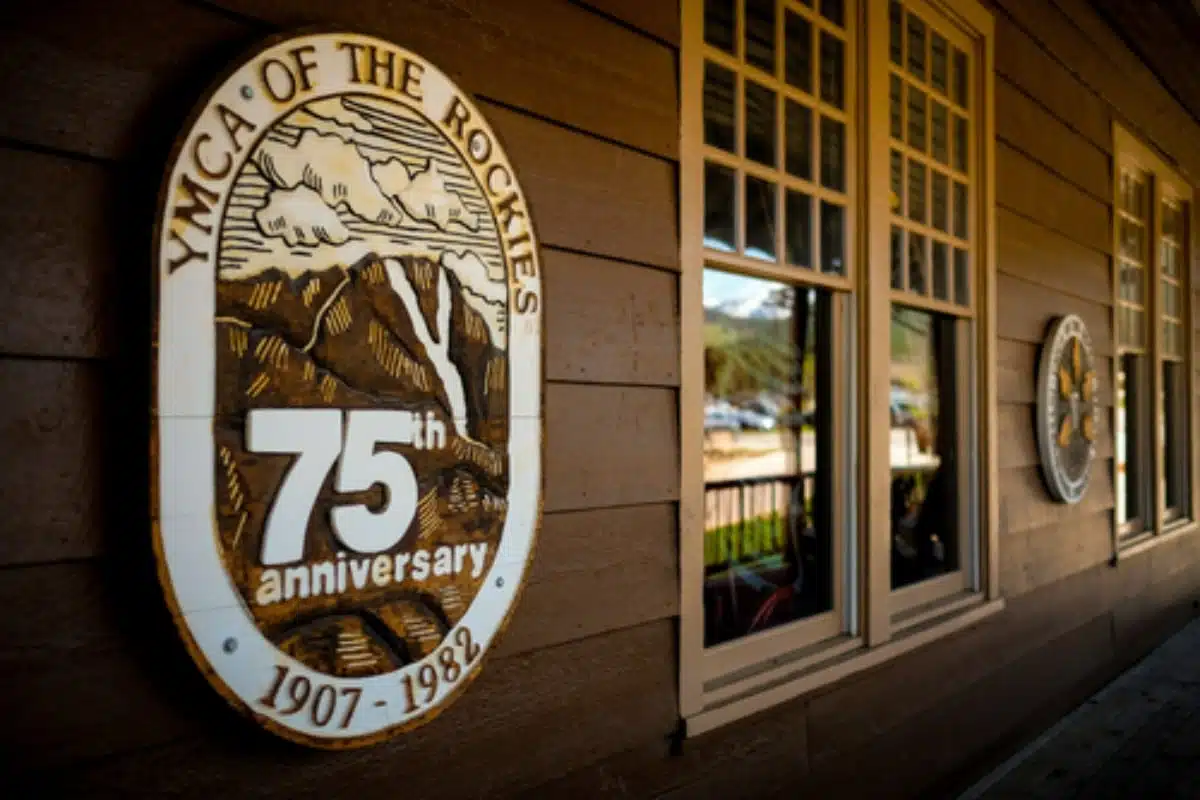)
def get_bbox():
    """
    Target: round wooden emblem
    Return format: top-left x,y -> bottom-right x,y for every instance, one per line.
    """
1035,314 -> 1097,504
152,31 -> 543,747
